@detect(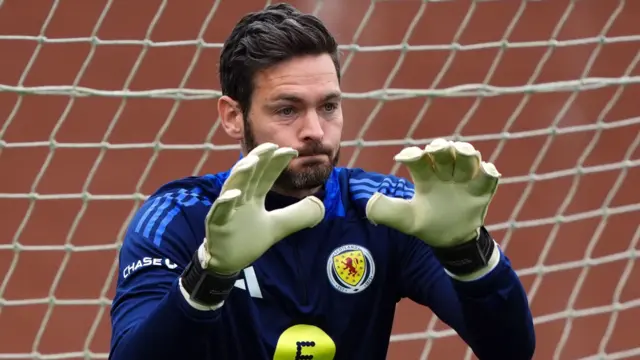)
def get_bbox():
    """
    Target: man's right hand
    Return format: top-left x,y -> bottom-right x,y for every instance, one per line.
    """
201,142 -> 326,275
